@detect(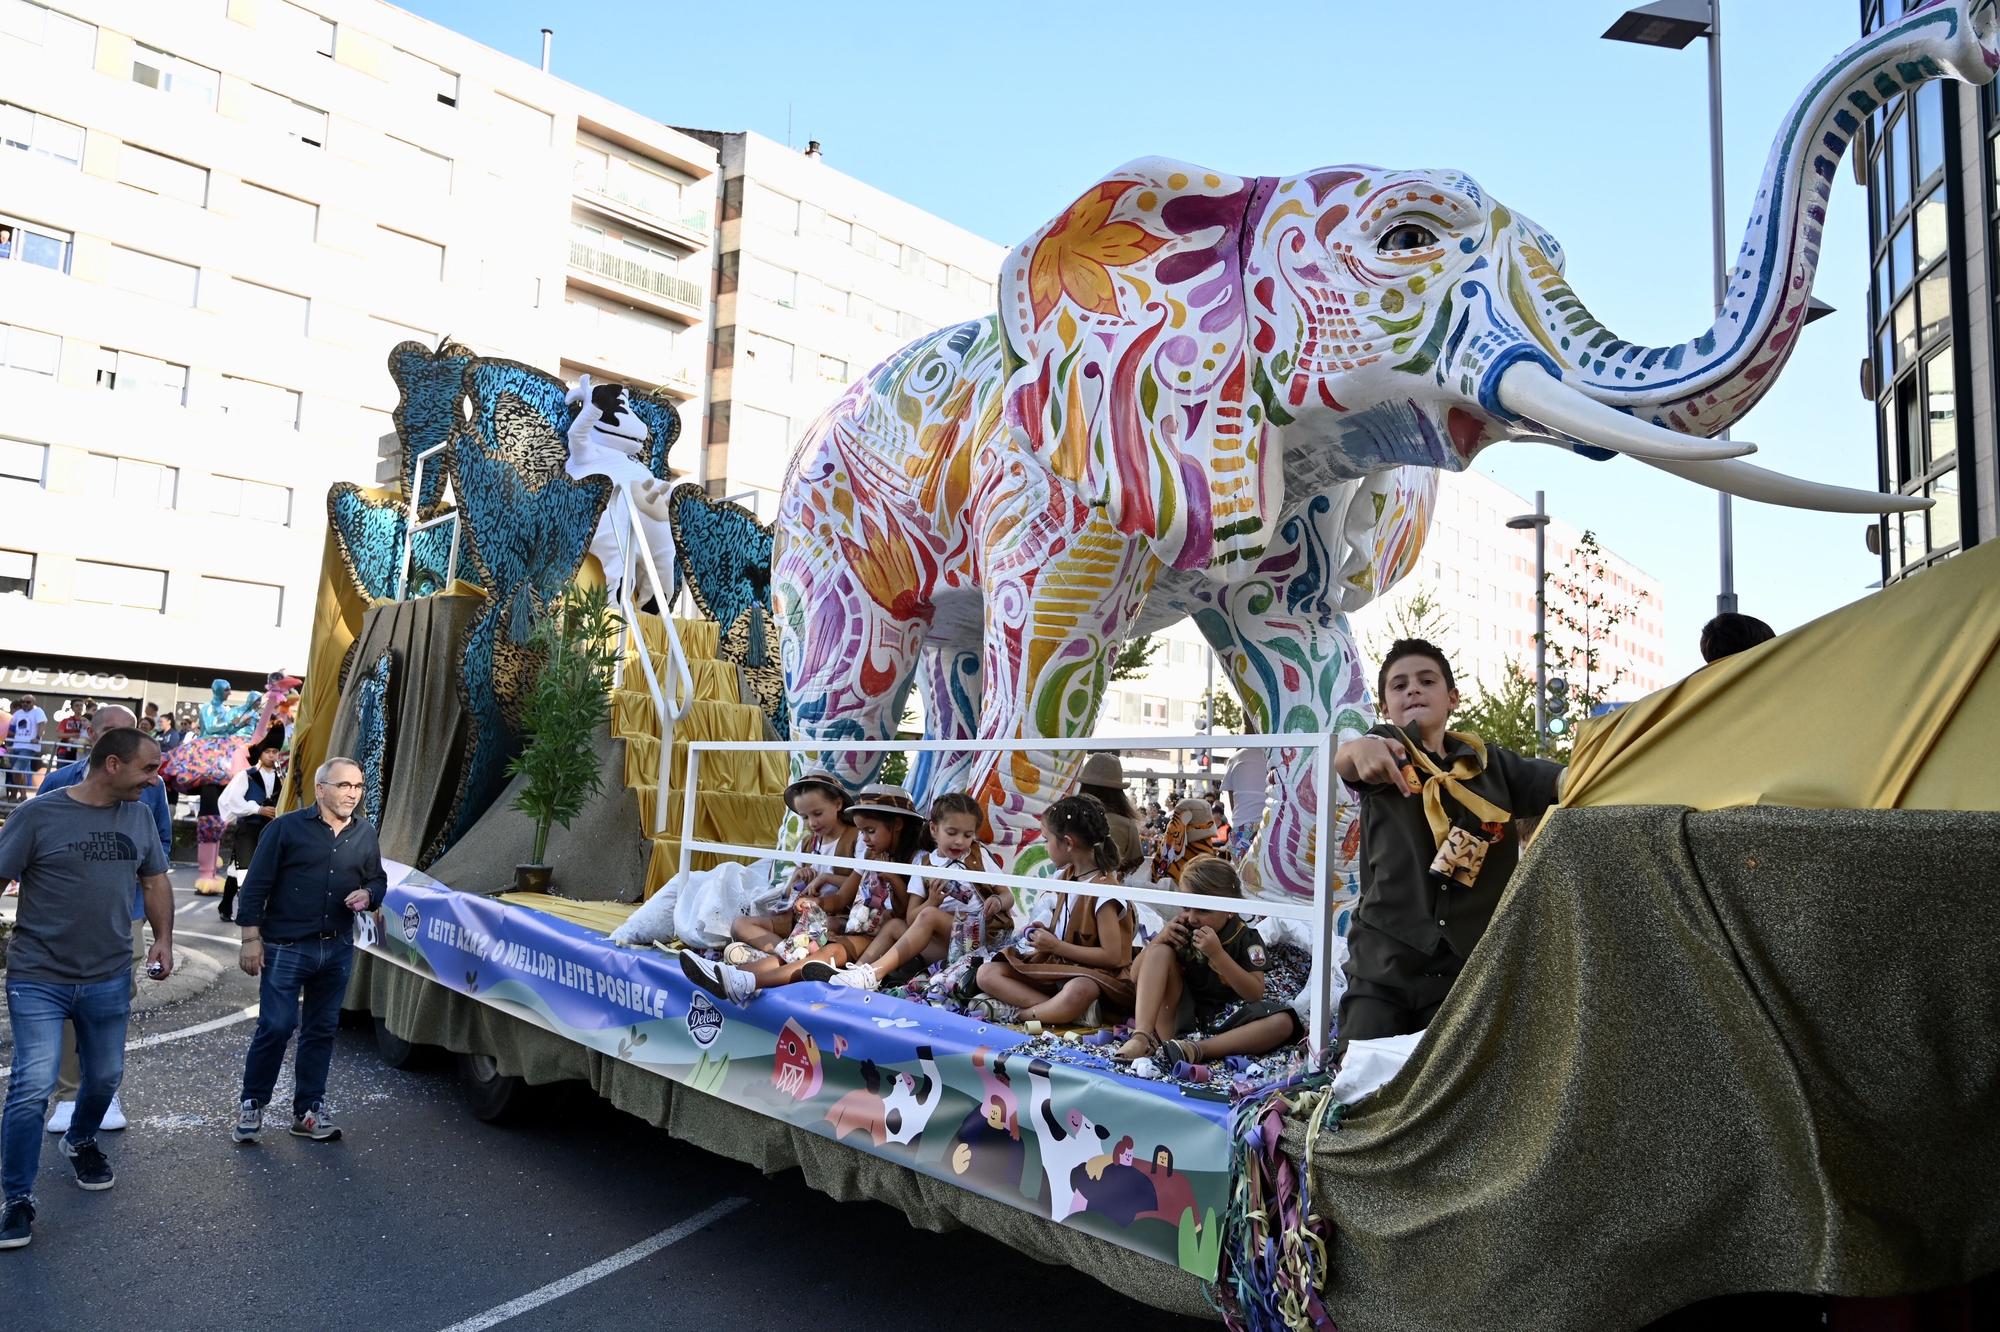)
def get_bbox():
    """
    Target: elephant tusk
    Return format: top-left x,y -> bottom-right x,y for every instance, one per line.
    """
1495,362 -> 1757,463
1637,455 -> 1932,514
